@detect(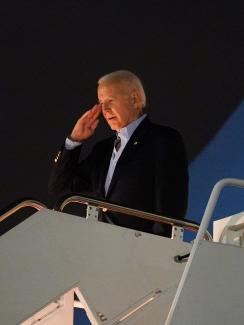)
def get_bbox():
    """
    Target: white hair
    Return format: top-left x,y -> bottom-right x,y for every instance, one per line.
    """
98,70 -> 146,108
